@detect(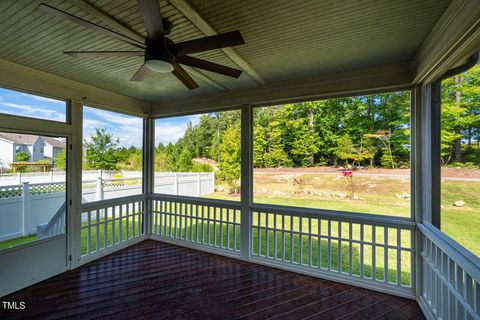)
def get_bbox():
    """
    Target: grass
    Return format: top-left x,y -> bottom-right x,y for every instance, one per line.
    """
0,216 -> 142,255
0,234 -> 36,250
207,172 -> 479,256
